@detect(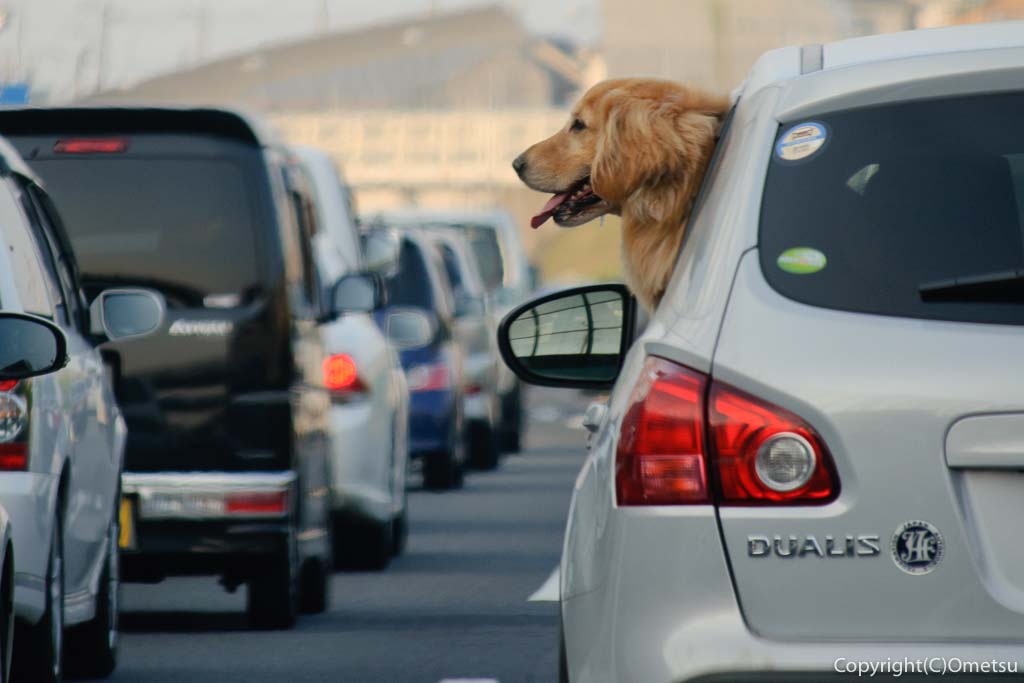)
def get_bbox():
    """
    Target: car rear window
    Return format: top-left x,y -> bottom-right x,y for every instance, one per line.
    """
385,239 -> 437,310
760,92 -> 1024,325
32,158 -> 261,306
460,225 -> 504,293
